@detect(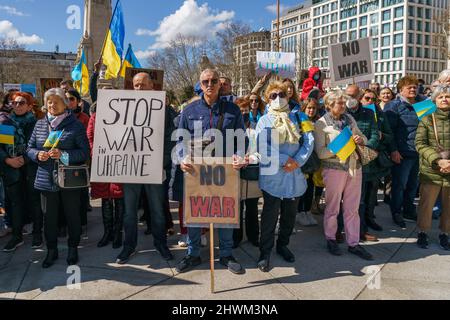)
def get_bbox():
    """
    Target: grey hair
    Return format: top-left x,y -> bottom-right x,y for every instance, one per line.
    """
44,88 -> 68,107
438,69 -> 450,84
200,68 -> 220,81
431,85 -> 450,102
324,89 -> 349,110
